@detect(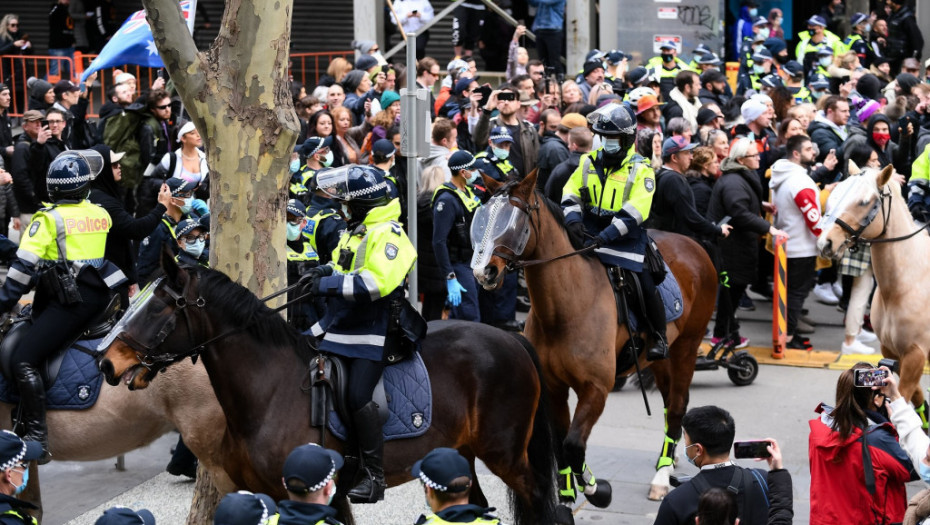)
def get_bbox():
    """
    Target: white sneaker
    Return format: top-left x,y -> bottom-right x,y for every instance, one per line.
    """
842,339 -> 876,355
813,283 -> 840,305
856,330 -> 878,343
832,281 -> 843,299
